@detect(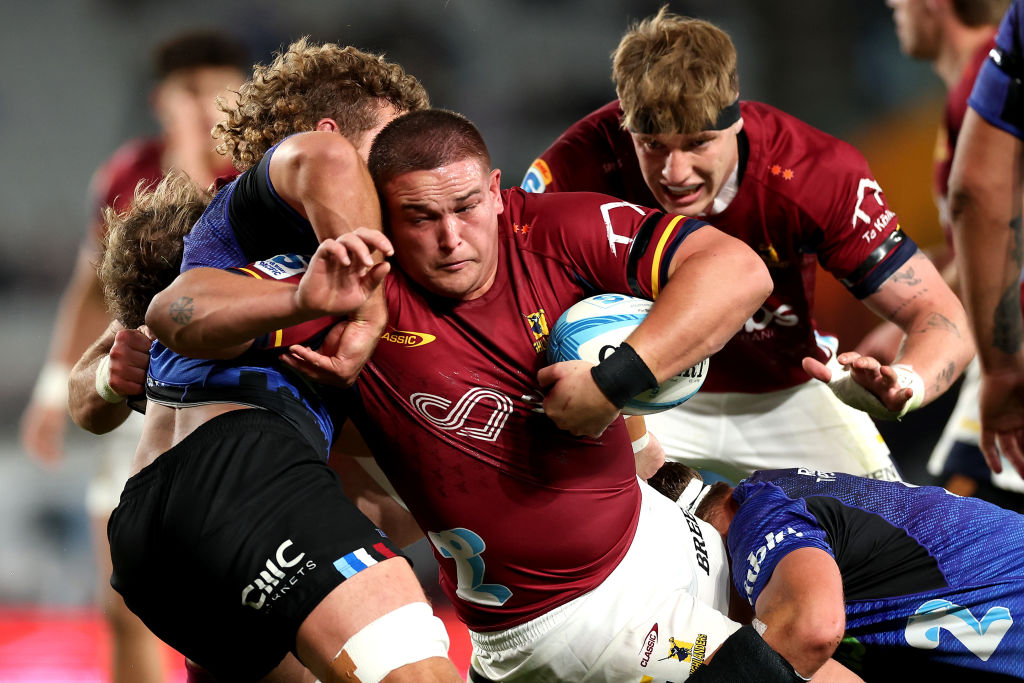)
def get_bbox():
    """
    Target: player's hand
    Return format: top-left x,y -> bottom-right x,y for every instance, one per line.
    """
538,360 -> 620,437
106,327 -> 153,397
282,294 -> 387,388
19,401 -> 67,466
294,231 -> 393,318
977,367 -> 1024,477
803,351 -> 922,421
